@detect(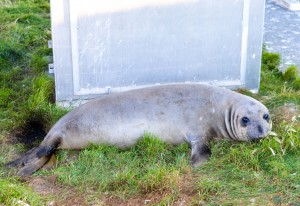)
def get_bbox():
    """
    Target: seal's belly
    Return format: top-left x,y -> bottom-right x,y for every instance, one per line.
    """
59,120 -> 186,149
